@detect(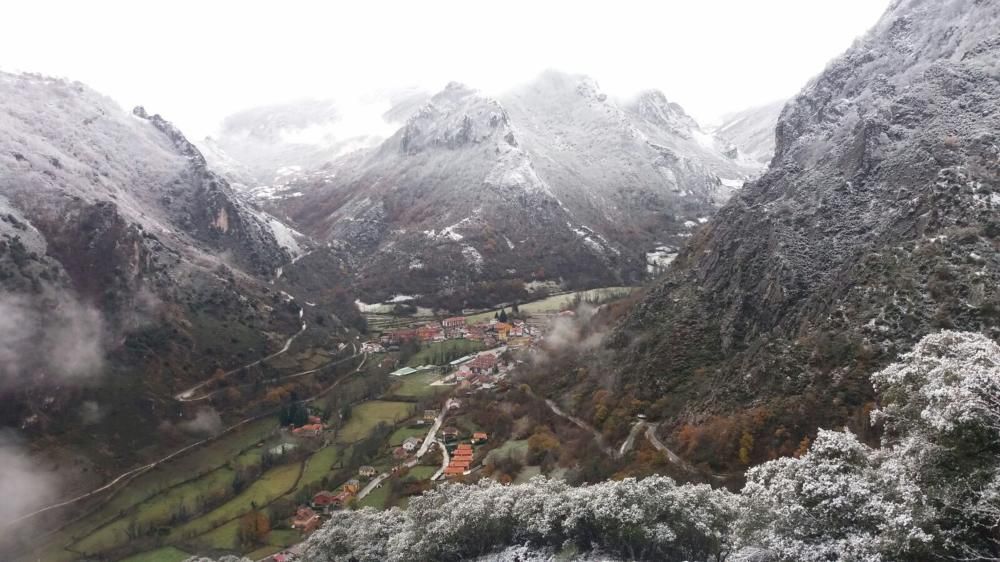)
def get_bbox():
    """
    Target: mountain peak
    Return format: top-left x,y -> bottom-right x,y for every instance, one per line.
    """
626,89 -> 701,134
399,83 -> 512,153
